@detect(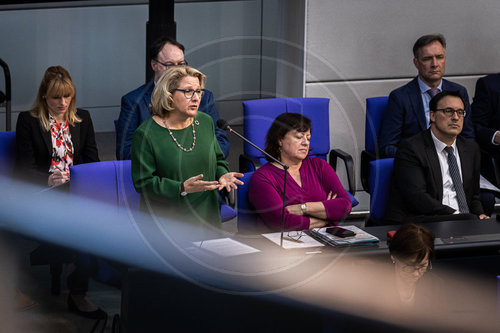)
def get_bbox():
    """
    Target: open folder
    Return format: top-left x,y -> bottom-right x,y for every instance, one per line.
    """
309,225 -> 379,247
